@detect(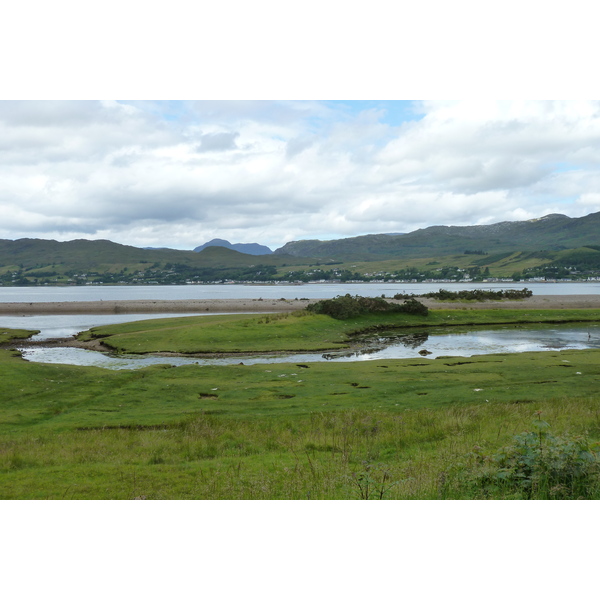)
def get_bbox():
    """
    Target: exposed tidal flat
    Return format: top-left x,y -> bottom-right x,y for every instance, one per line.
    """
2,293 -> 600,499
0,297 -> 309,316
